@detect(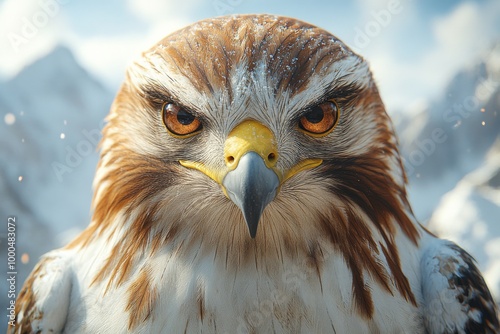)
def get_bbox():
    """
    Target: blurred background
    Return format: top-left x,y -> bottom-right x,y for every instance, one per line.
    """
1,0 -> 499,328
